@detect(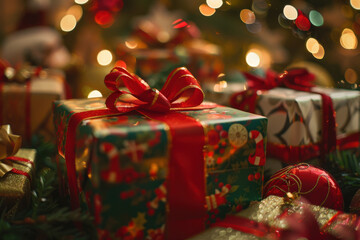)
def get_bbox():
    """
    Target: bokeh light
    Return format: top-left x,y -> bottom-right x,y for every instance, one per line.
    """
312,44 -> 325,59
306,38 -> 320,53
240,9 -> 256,24
173,19 -> 189,29
213,80 -> 228,92
345,68 -> 358,84
115,60 -> 127,68
252,0 -> 269,16
67,5 -> 83,21
199,4 -> 216,16
60,15 -> 77,32
74,0 -> 88,4
125,40 -> 138,49
95,10 -> 114,27
350,0 -> 360,10
246,21 -> 262,33
206,0 -> 223,9
295,13 -> 311,31
246,50 -> 261,67
87,90 -> 103,98
278,14 -> 292,29
157,31 -> 170,43
97,50 -> 113,66
283,5 -> 298,20
309,10 -> 324,27
340,28 -> 358,49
